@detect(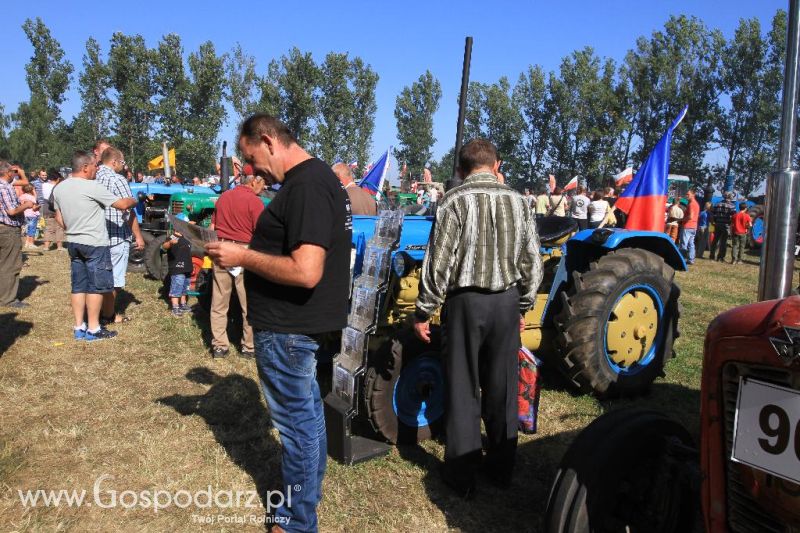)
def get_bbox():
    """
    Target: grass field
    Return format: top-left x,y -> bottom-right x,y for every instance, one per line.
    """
0,249 -> 764,532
